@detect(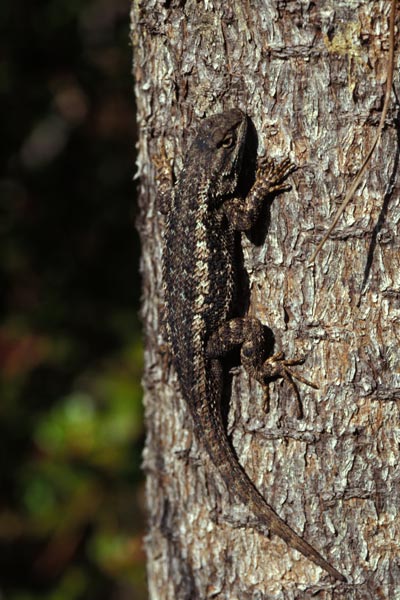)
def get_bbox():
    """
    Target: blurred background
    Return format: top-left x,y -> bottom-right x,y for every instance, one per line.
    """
1,1 -> 146,598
